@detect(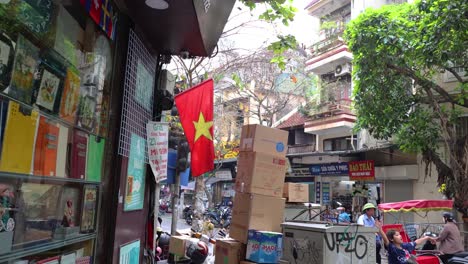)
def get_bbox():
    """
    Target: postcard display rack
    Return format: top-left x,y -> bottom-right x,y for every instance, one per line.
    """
0,1 -> 112,263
